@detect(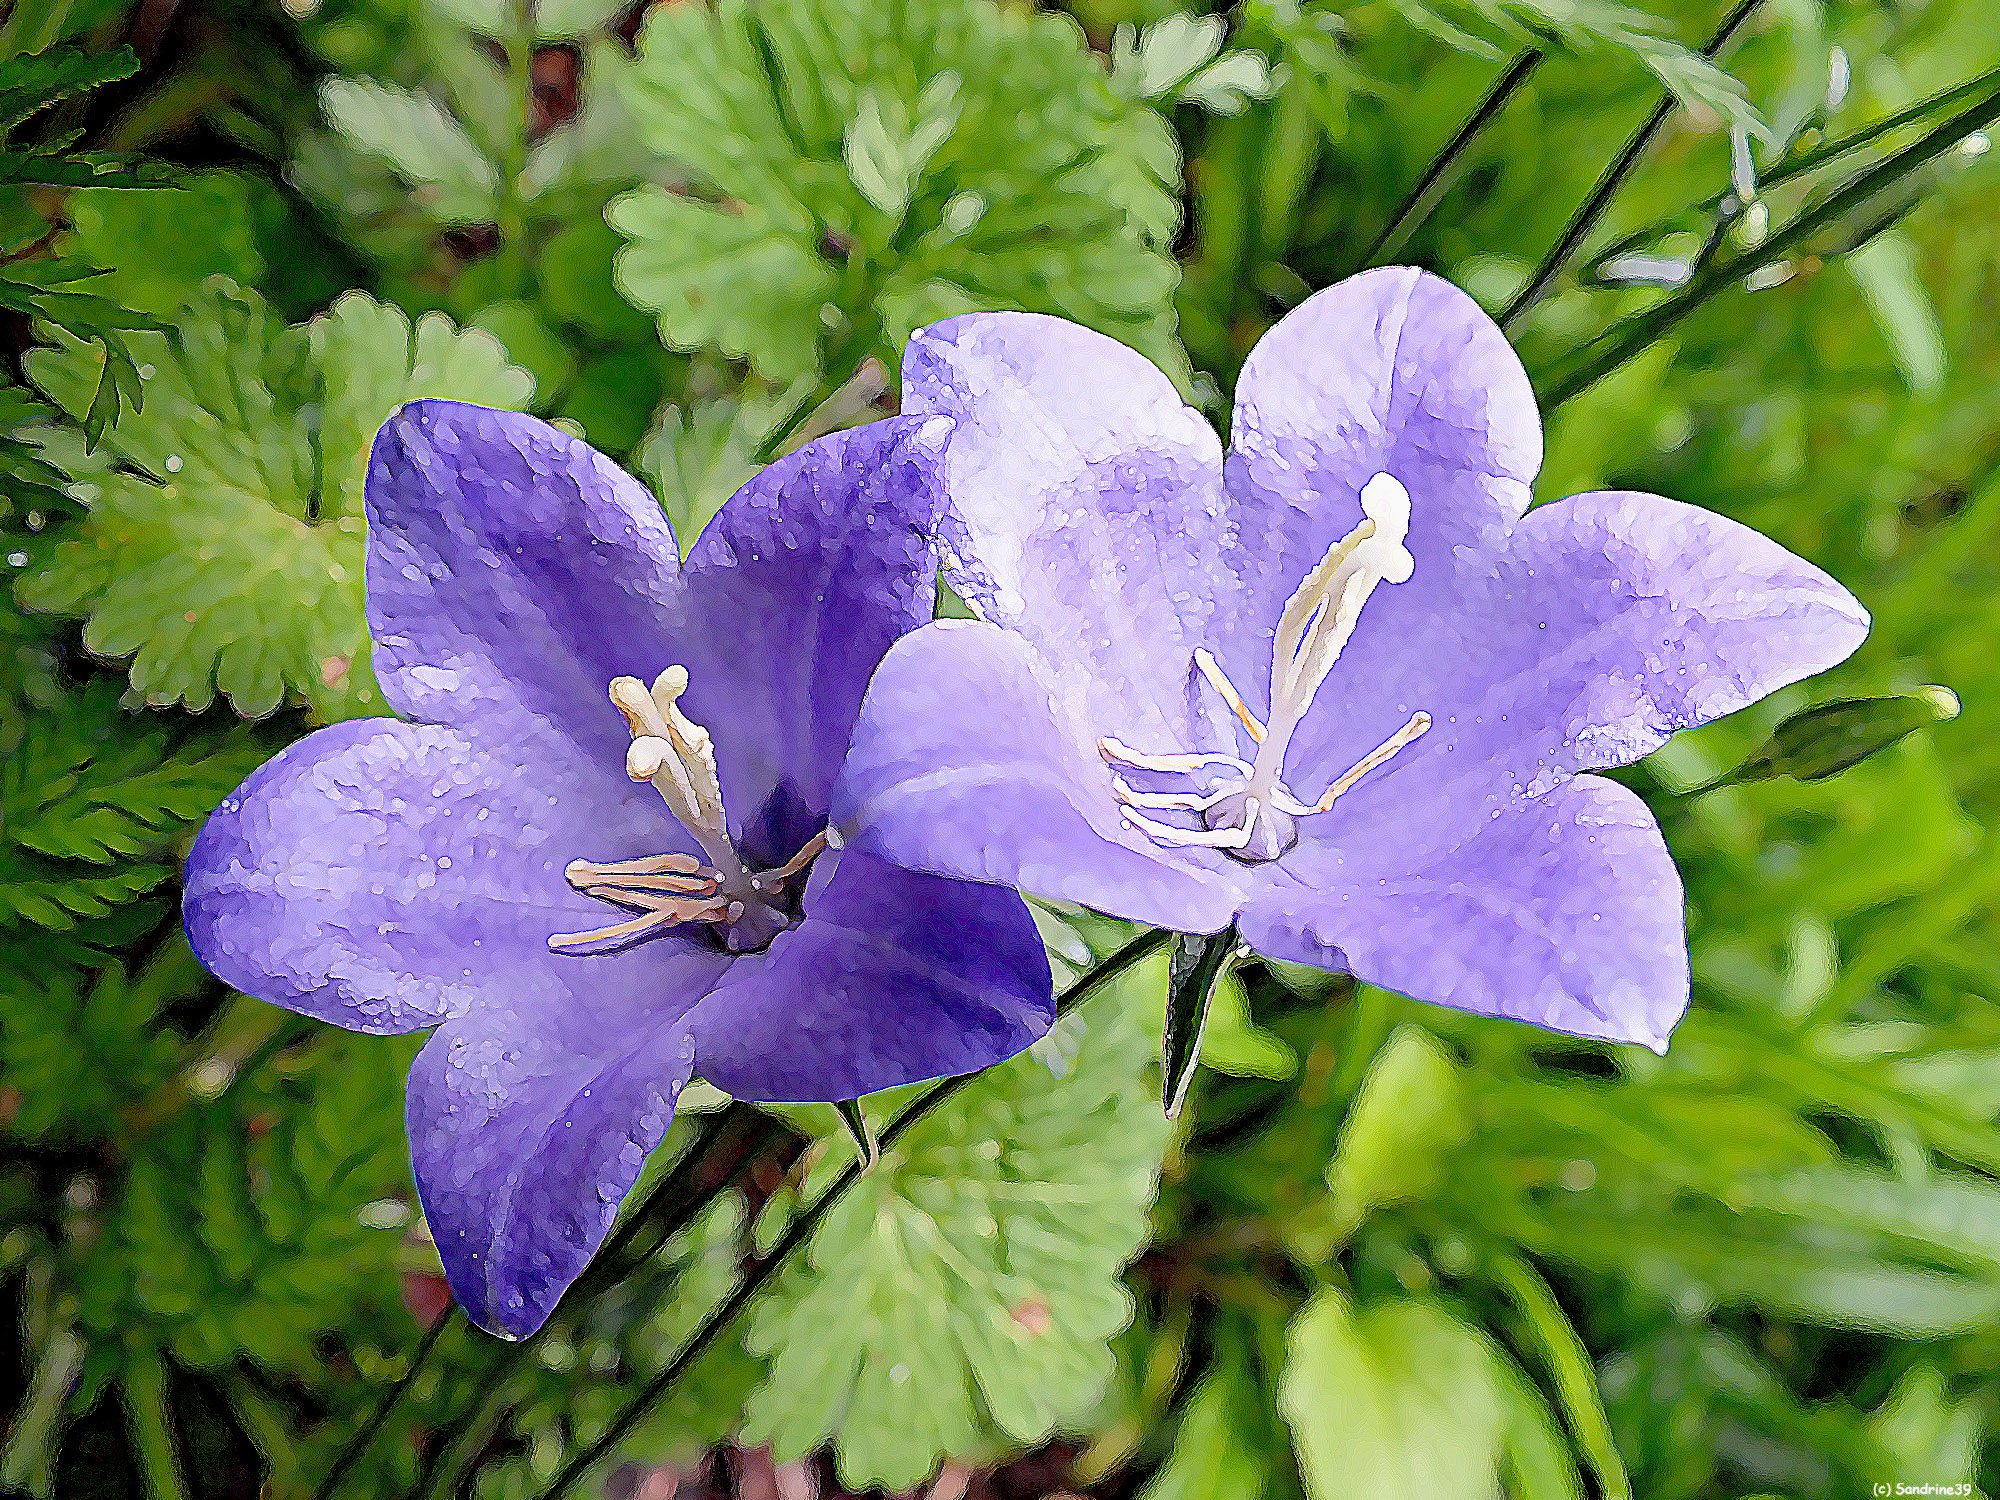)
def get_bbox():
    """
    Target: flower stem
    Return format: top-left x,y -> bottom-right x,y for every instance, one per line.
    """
415,1108 -> 779,1500
1364,48 -> 1544,269
521,928 -> 1172,1500
1500,0 -> 1767,330
311,1108 -> 755,1500
309,1309 -> 457,1500
1541,68 -> 2000,407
